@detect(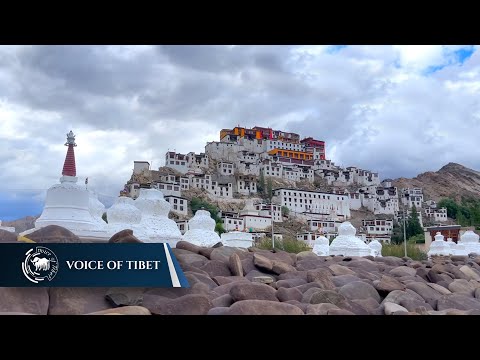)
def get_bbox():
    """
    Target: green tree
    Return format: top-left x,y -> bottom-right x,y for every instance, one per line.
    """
215,222 -> 226,235
266,177 -> 273,201
257,172 -> 265,196
281,206 -> 290,217
407,205 -> 423,238
102,212 -> 108,223
391,221 -> 405,245
438,198 -> 459,219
